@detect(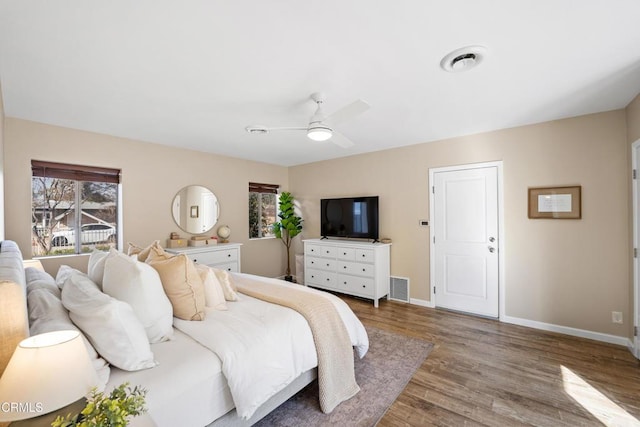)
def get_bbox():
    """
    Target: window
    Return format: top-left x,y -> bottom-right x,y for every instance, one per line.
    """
249,182 -> 278,239
31,160 -> 121,257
